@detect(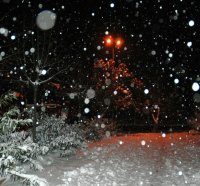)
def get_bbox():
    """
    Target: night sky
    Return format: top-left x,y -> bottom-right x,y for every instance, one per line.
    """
0,0 -> 200,123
